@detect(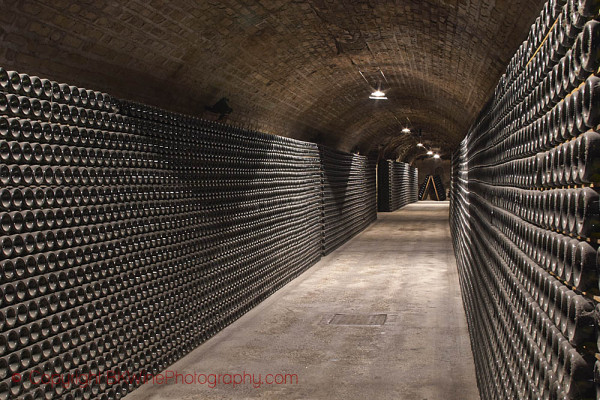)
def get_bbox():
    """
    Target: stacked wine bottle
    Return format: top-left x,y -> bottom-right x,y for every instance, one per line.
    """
0,67 -> 378,399
319,146 -> 377,255
451,0 -> 600,398
377,160 -> 418,212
